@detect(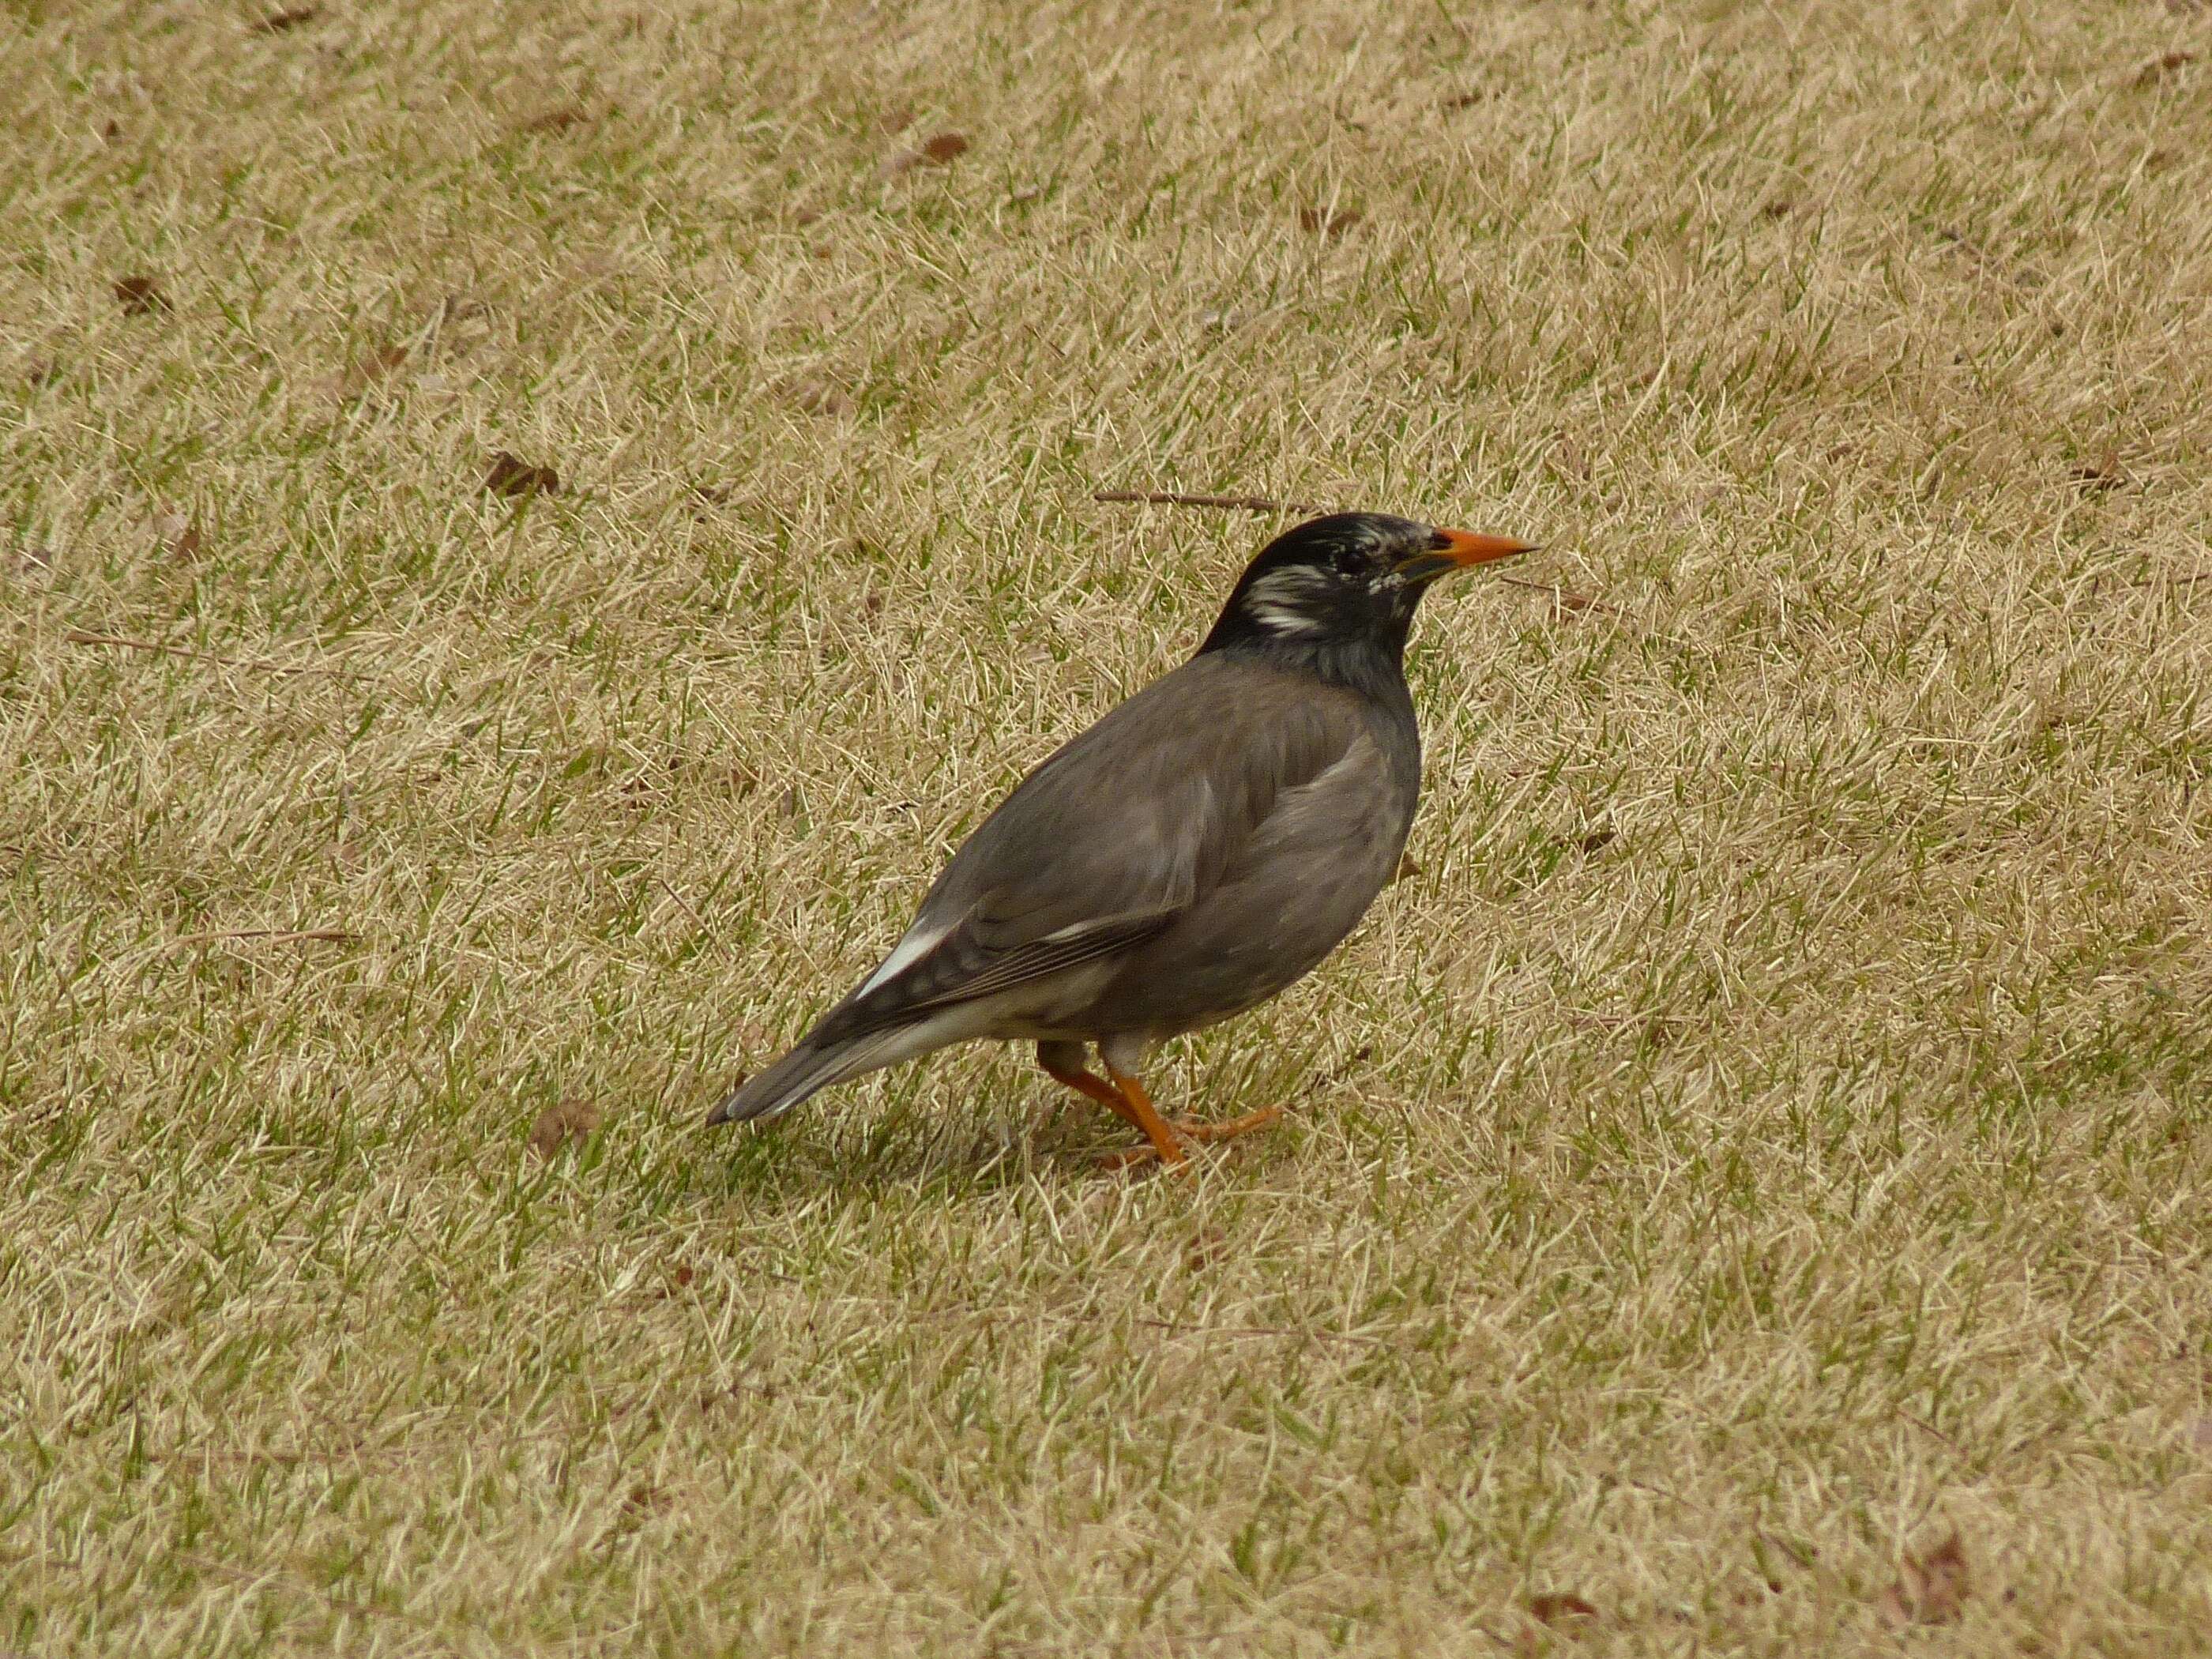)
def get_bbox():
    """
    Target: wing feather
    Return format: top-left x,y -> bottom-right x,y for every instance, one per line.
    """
809,655 -> 1371,1044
